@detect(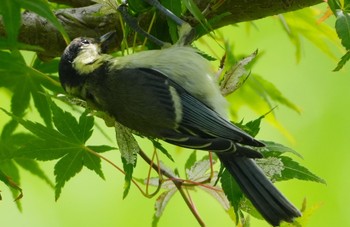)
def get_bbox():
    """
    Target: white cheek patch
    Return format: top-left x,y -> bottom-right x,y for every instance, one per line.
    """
73,45 -> 104,75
